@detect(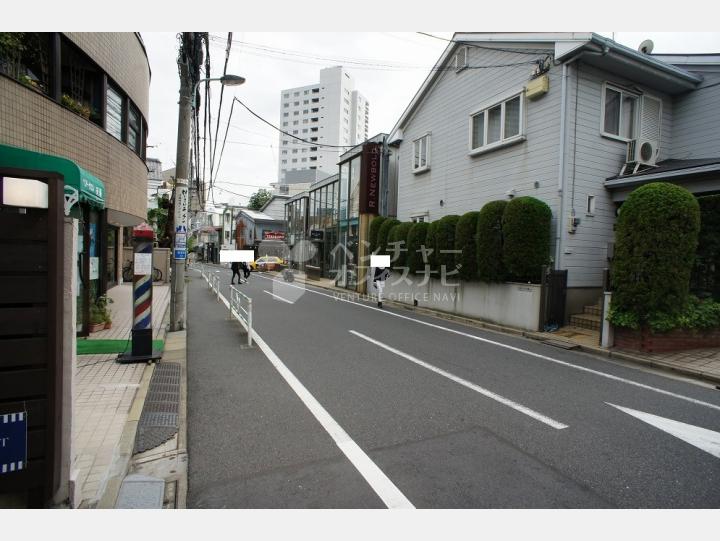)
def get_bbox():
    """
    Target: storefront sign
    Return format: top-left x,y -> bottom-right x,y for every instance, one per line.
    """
310,230 -> 324,240
359,142 -> 381,215
1,411 -> 27,474
263,231 -> 286,240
